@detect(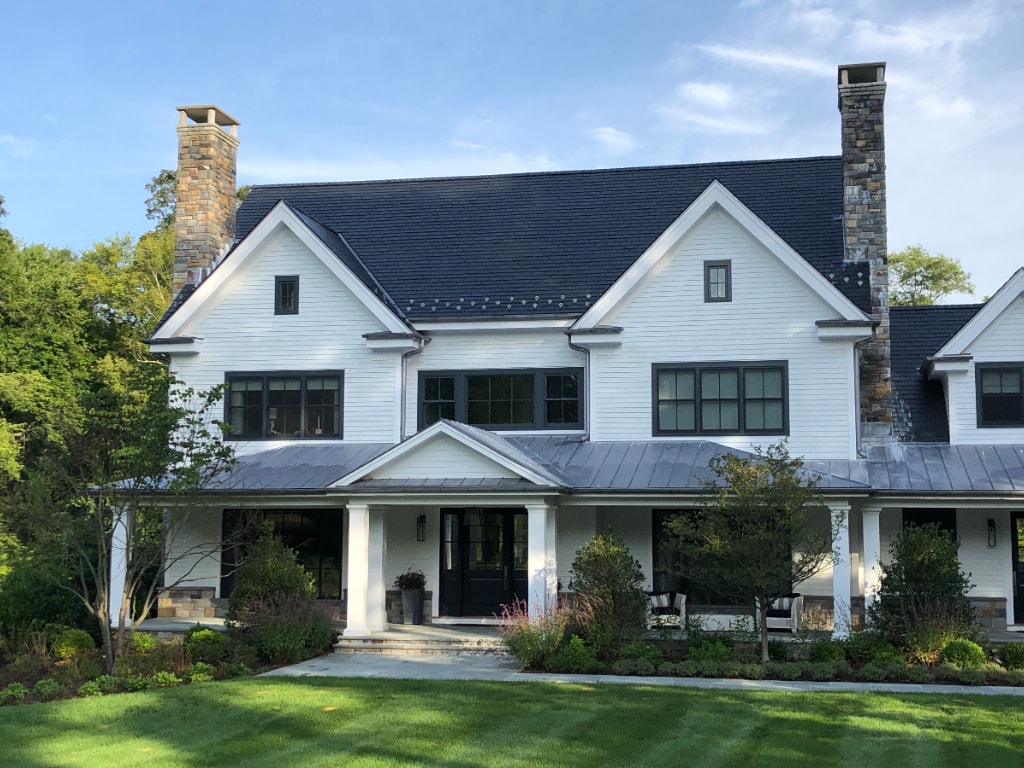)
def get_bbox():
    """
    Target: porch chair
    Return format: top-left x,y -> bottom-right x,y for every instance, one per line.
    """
755,593 -> 803,634
647,591 -> 686,628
